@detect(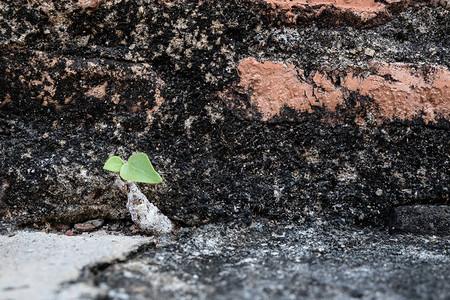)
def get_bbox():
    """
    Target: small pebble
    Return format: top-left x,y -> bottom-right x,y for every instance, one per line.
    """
364,48 -> 375,57
65,230 -> 76,236
74,222 -> 96,232
130,225 -> 140,234
88,219 -> 104,228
